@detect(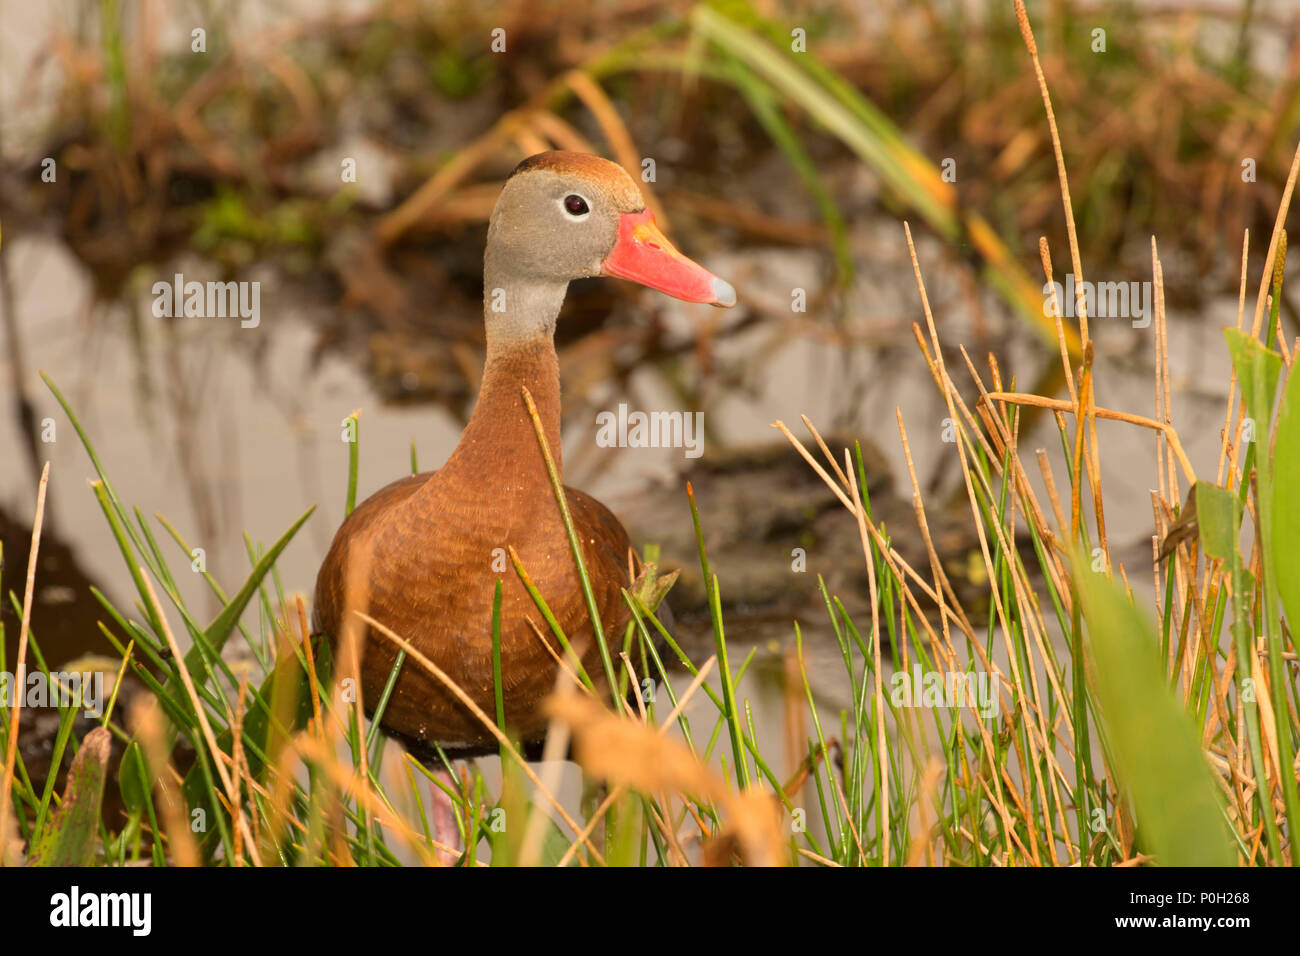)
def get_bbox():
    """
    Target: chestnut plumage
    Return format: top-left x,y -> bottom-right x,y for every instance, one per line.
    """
313,152 -> 734,758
